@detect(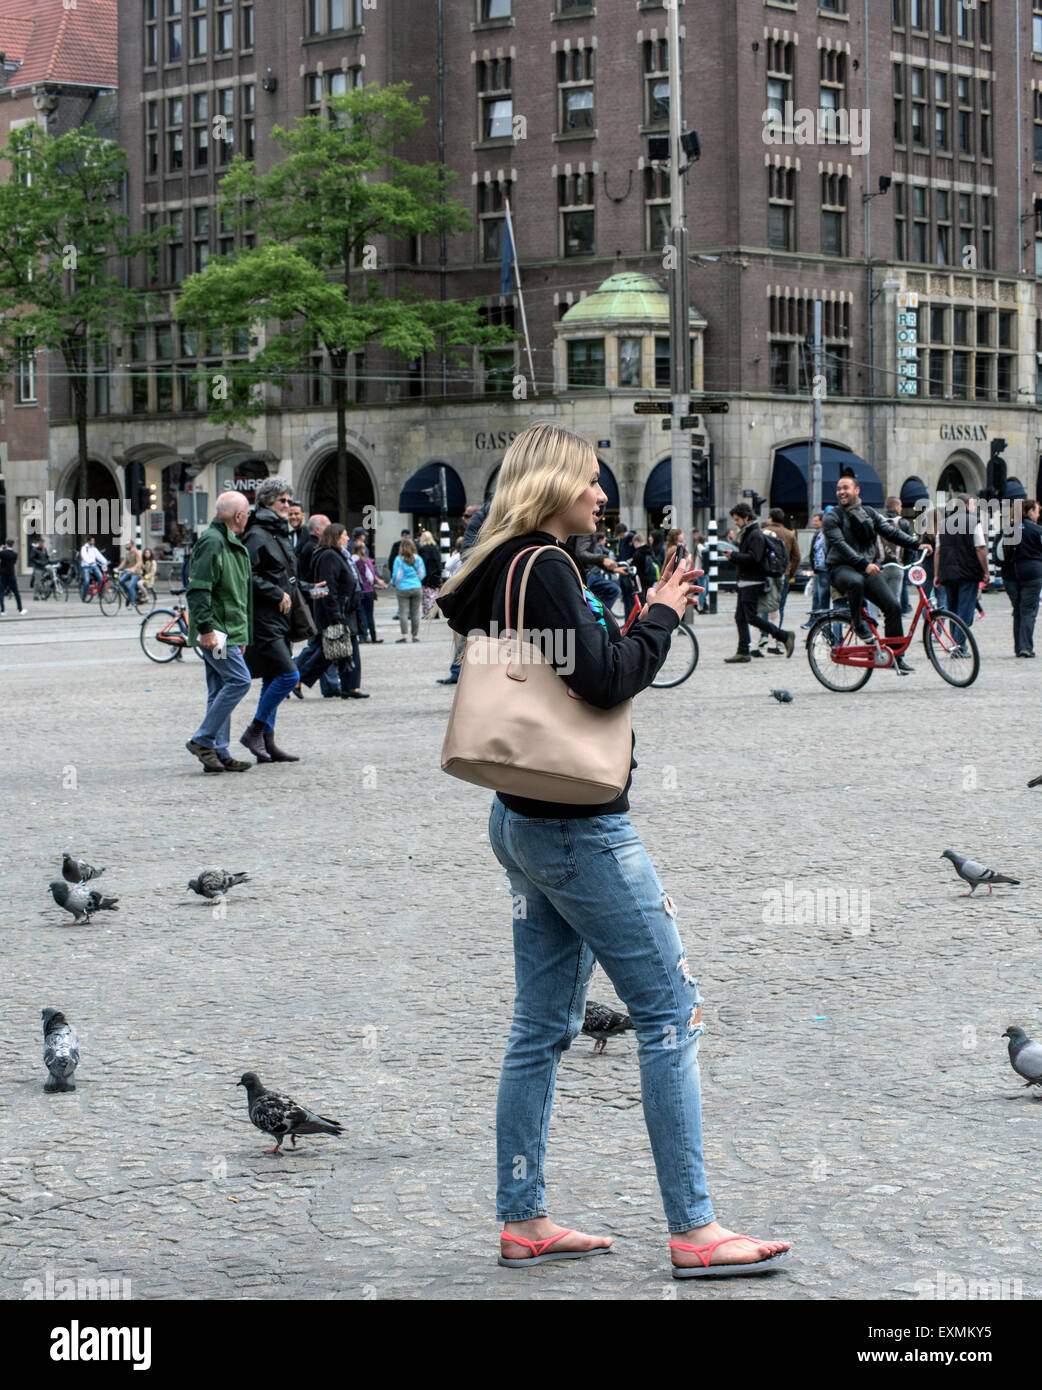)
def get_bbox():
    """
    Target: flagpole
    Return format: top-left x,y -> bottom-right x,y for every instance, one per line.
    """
504,198 -> 538,397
